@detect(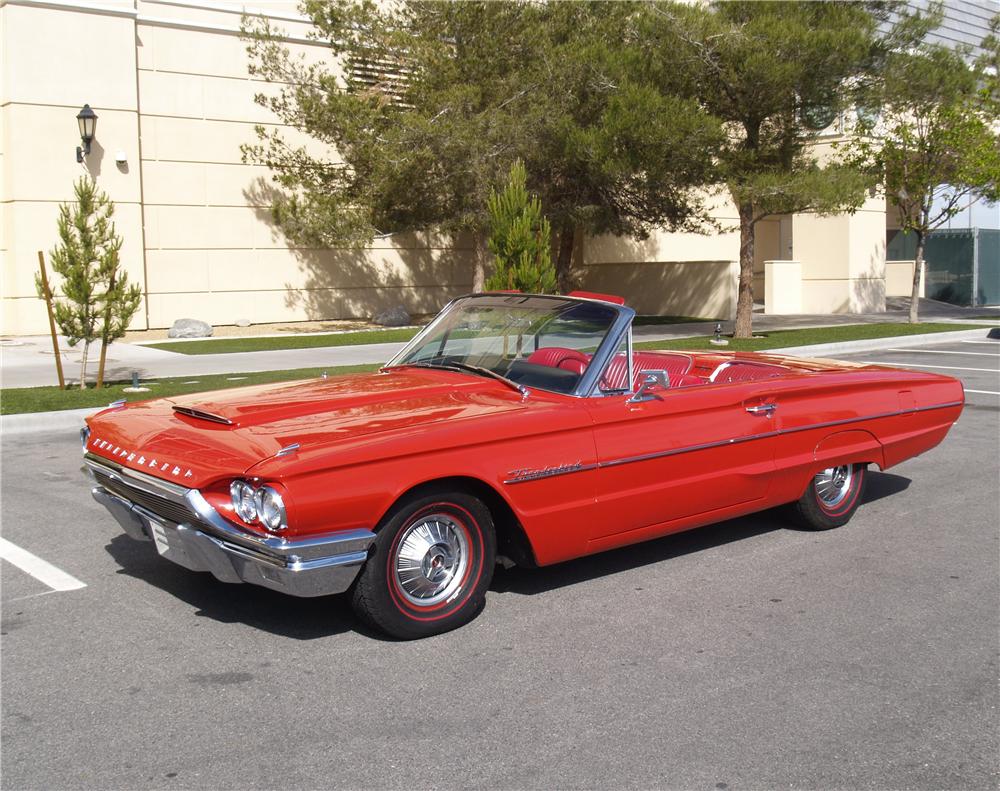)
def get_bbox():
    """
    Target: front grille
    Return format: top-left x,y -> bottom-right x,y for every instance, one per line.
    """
92,468 -> 199,527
